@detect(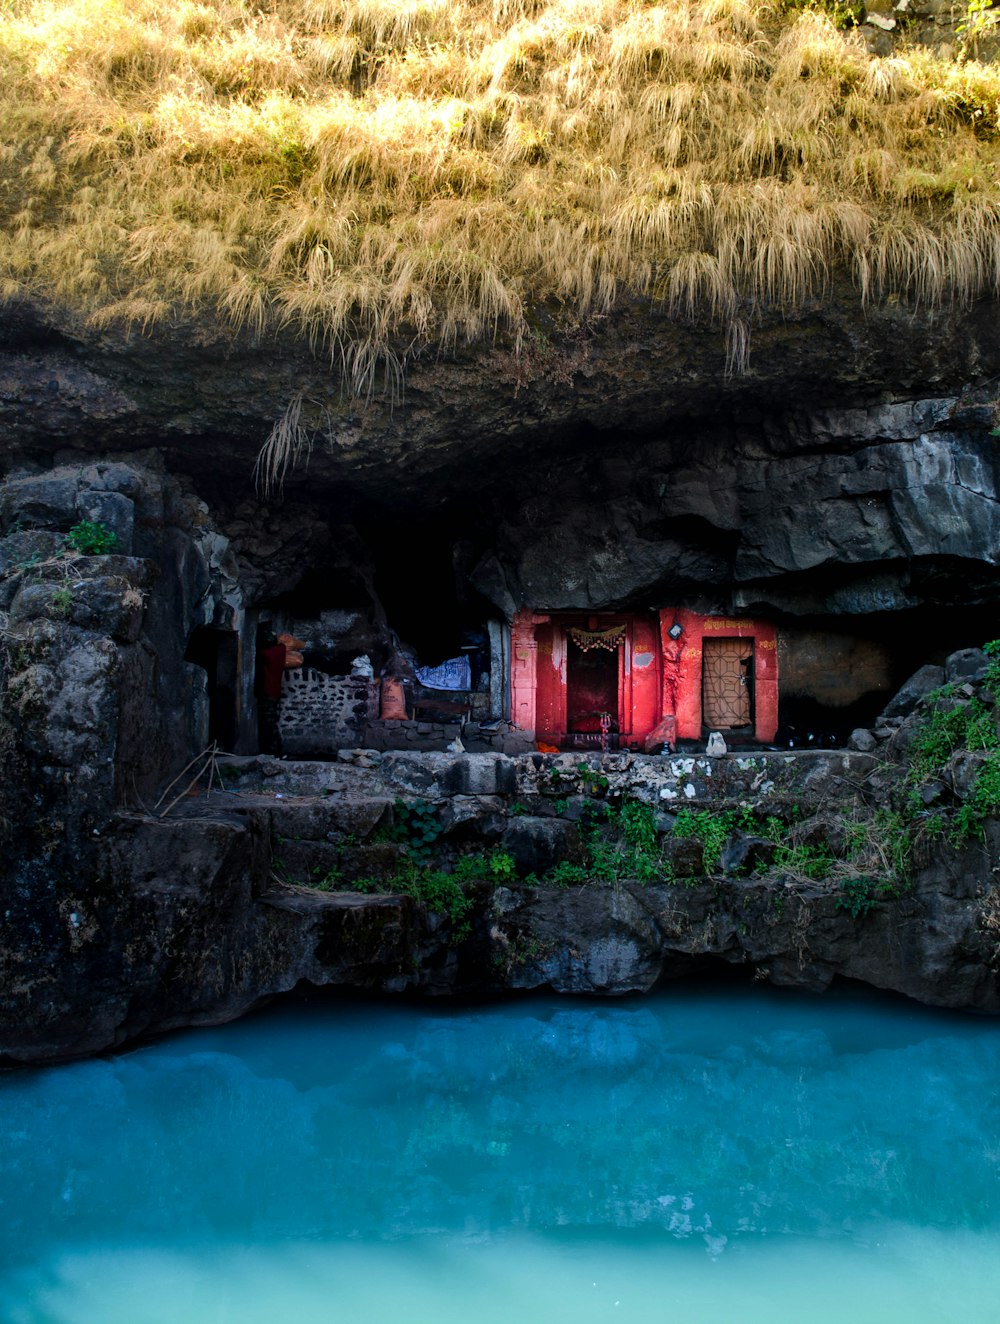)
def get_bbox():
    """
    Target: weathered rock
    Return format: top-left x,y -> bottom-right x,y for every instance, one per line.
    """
947,750 -> 990,800
848,727 -> 877,752
500,816 -> 583,874
720,835 -> 777,876
945,647 -> 991,685
5,308 -> 1000,1061
880,664 -> 945,720
661,835 -> 704,877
